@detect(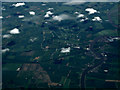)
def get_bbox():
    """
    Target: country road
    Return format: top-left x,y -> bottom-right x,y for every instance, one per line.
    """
80,36 -> 109,89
